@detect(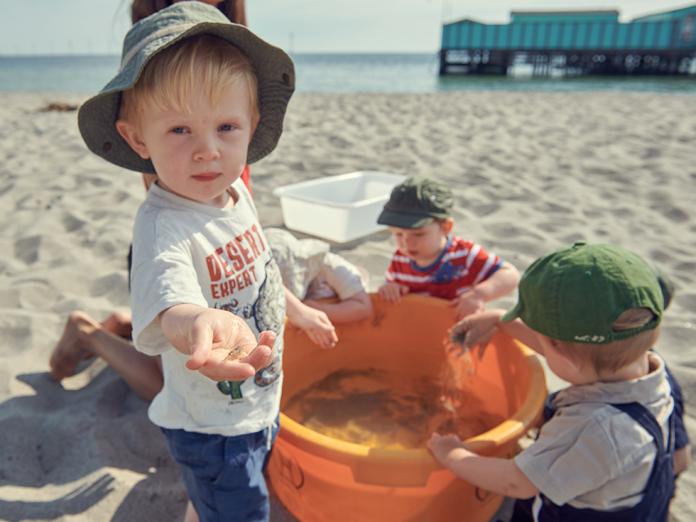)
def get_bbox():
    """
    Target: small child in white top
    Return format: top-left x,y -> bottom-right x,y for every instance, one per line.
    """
77,3 -> 296,520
